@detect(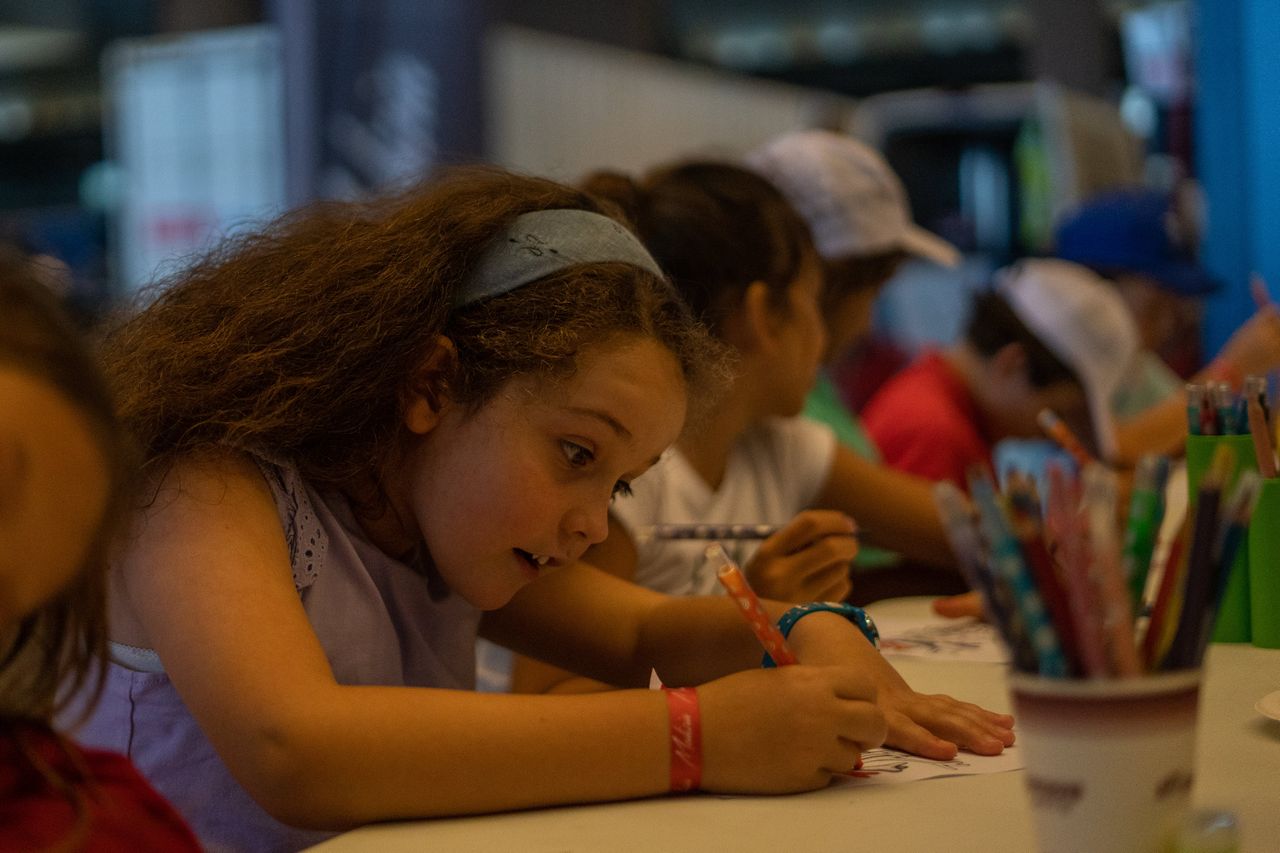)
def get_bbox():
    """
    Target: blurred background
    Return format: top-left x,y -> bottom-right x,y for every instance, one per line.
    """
1,0 -> 1274,370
